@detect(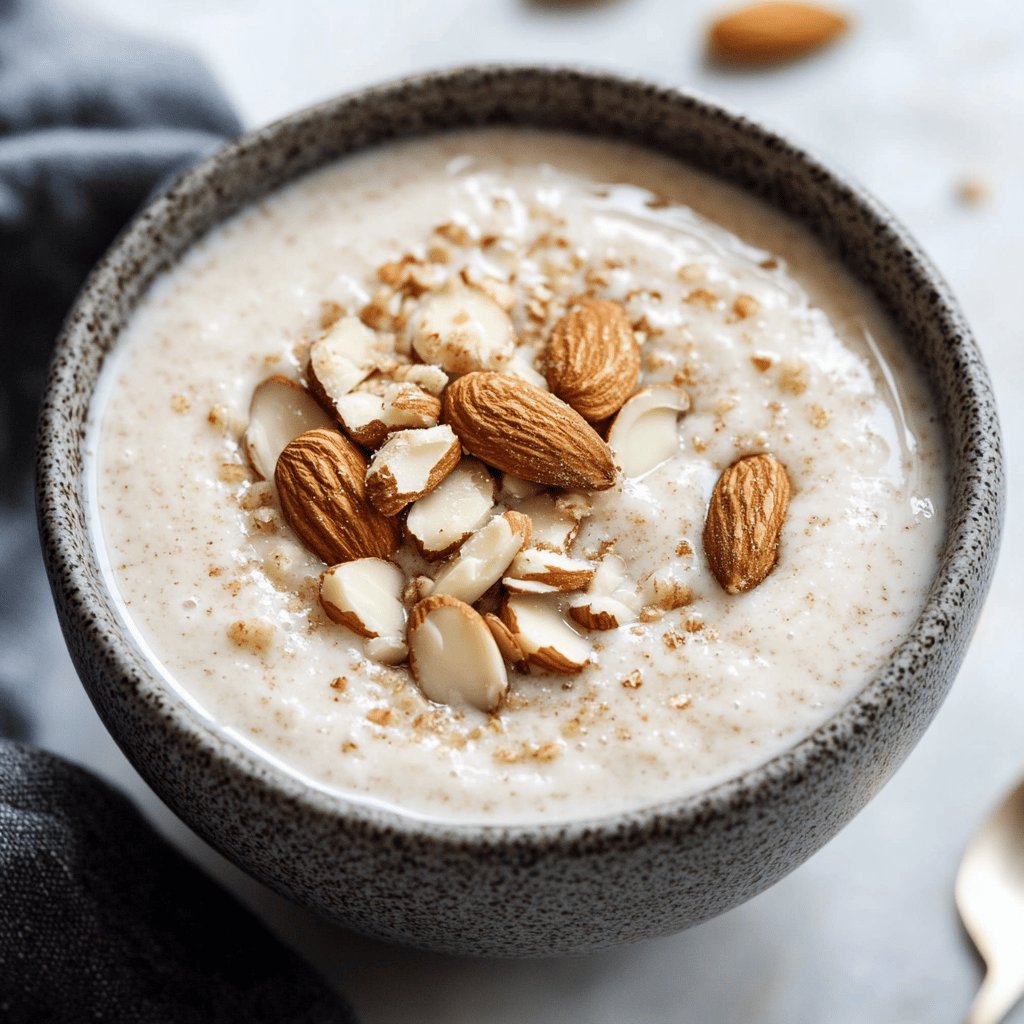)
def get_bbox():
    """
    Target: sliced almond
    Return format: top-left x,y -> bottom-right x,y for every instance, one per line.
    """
365,424 -> 461,516
275,428 -> 401,564
703,452 -> 792,594
320,558 -> 407,663
307,316 -> 392,411
407,595 -> 508,711
336,383 -> 441,449
484,612 -> 528,667
505,549 -> 595,592
544,300 -> 641,421
514,492 -> 592,553
405,457 -> 497,560
500,595 -> 591,675
568,554 -> 640,631
607,385 -> 691,478
708,2 -> 849,64
411,281 -> 516,375
244,375 -> 334,480
442,372 -> 616,490
431,510 -> 531,606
